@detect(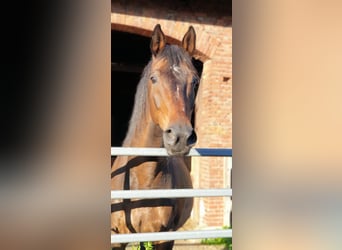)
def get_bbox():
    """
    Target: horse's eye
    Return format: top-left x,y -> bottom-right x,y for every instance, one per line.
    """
150,76 -> 157,84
